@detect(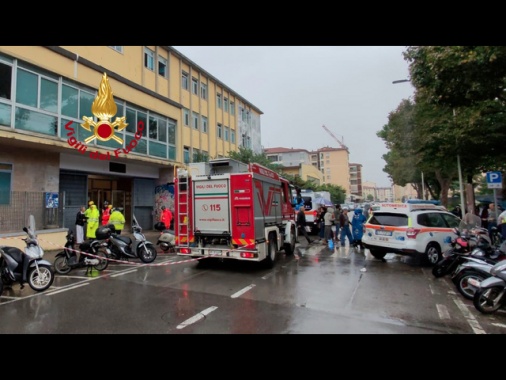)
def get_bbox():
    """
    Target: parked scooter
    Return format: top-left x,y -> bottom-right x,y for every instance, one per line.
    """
432,227 -> 504,278
53,228 -> 110,275
0,226 -> 54,294
154,222 -> 176,253
106,217 -> 157,263
450,242 -> 506,300
472,260 -> 506,314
